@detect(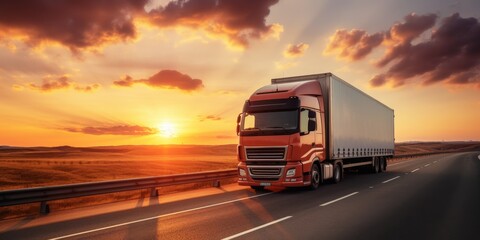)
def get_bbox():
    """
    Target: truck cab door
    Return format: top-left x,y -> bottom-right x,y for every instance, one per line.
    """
300,109 -> 317,161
